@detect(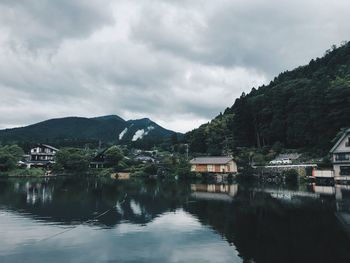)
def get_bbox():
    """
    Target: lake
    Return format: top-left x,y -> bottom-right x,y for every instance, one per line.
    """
1,177 -> 350,263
